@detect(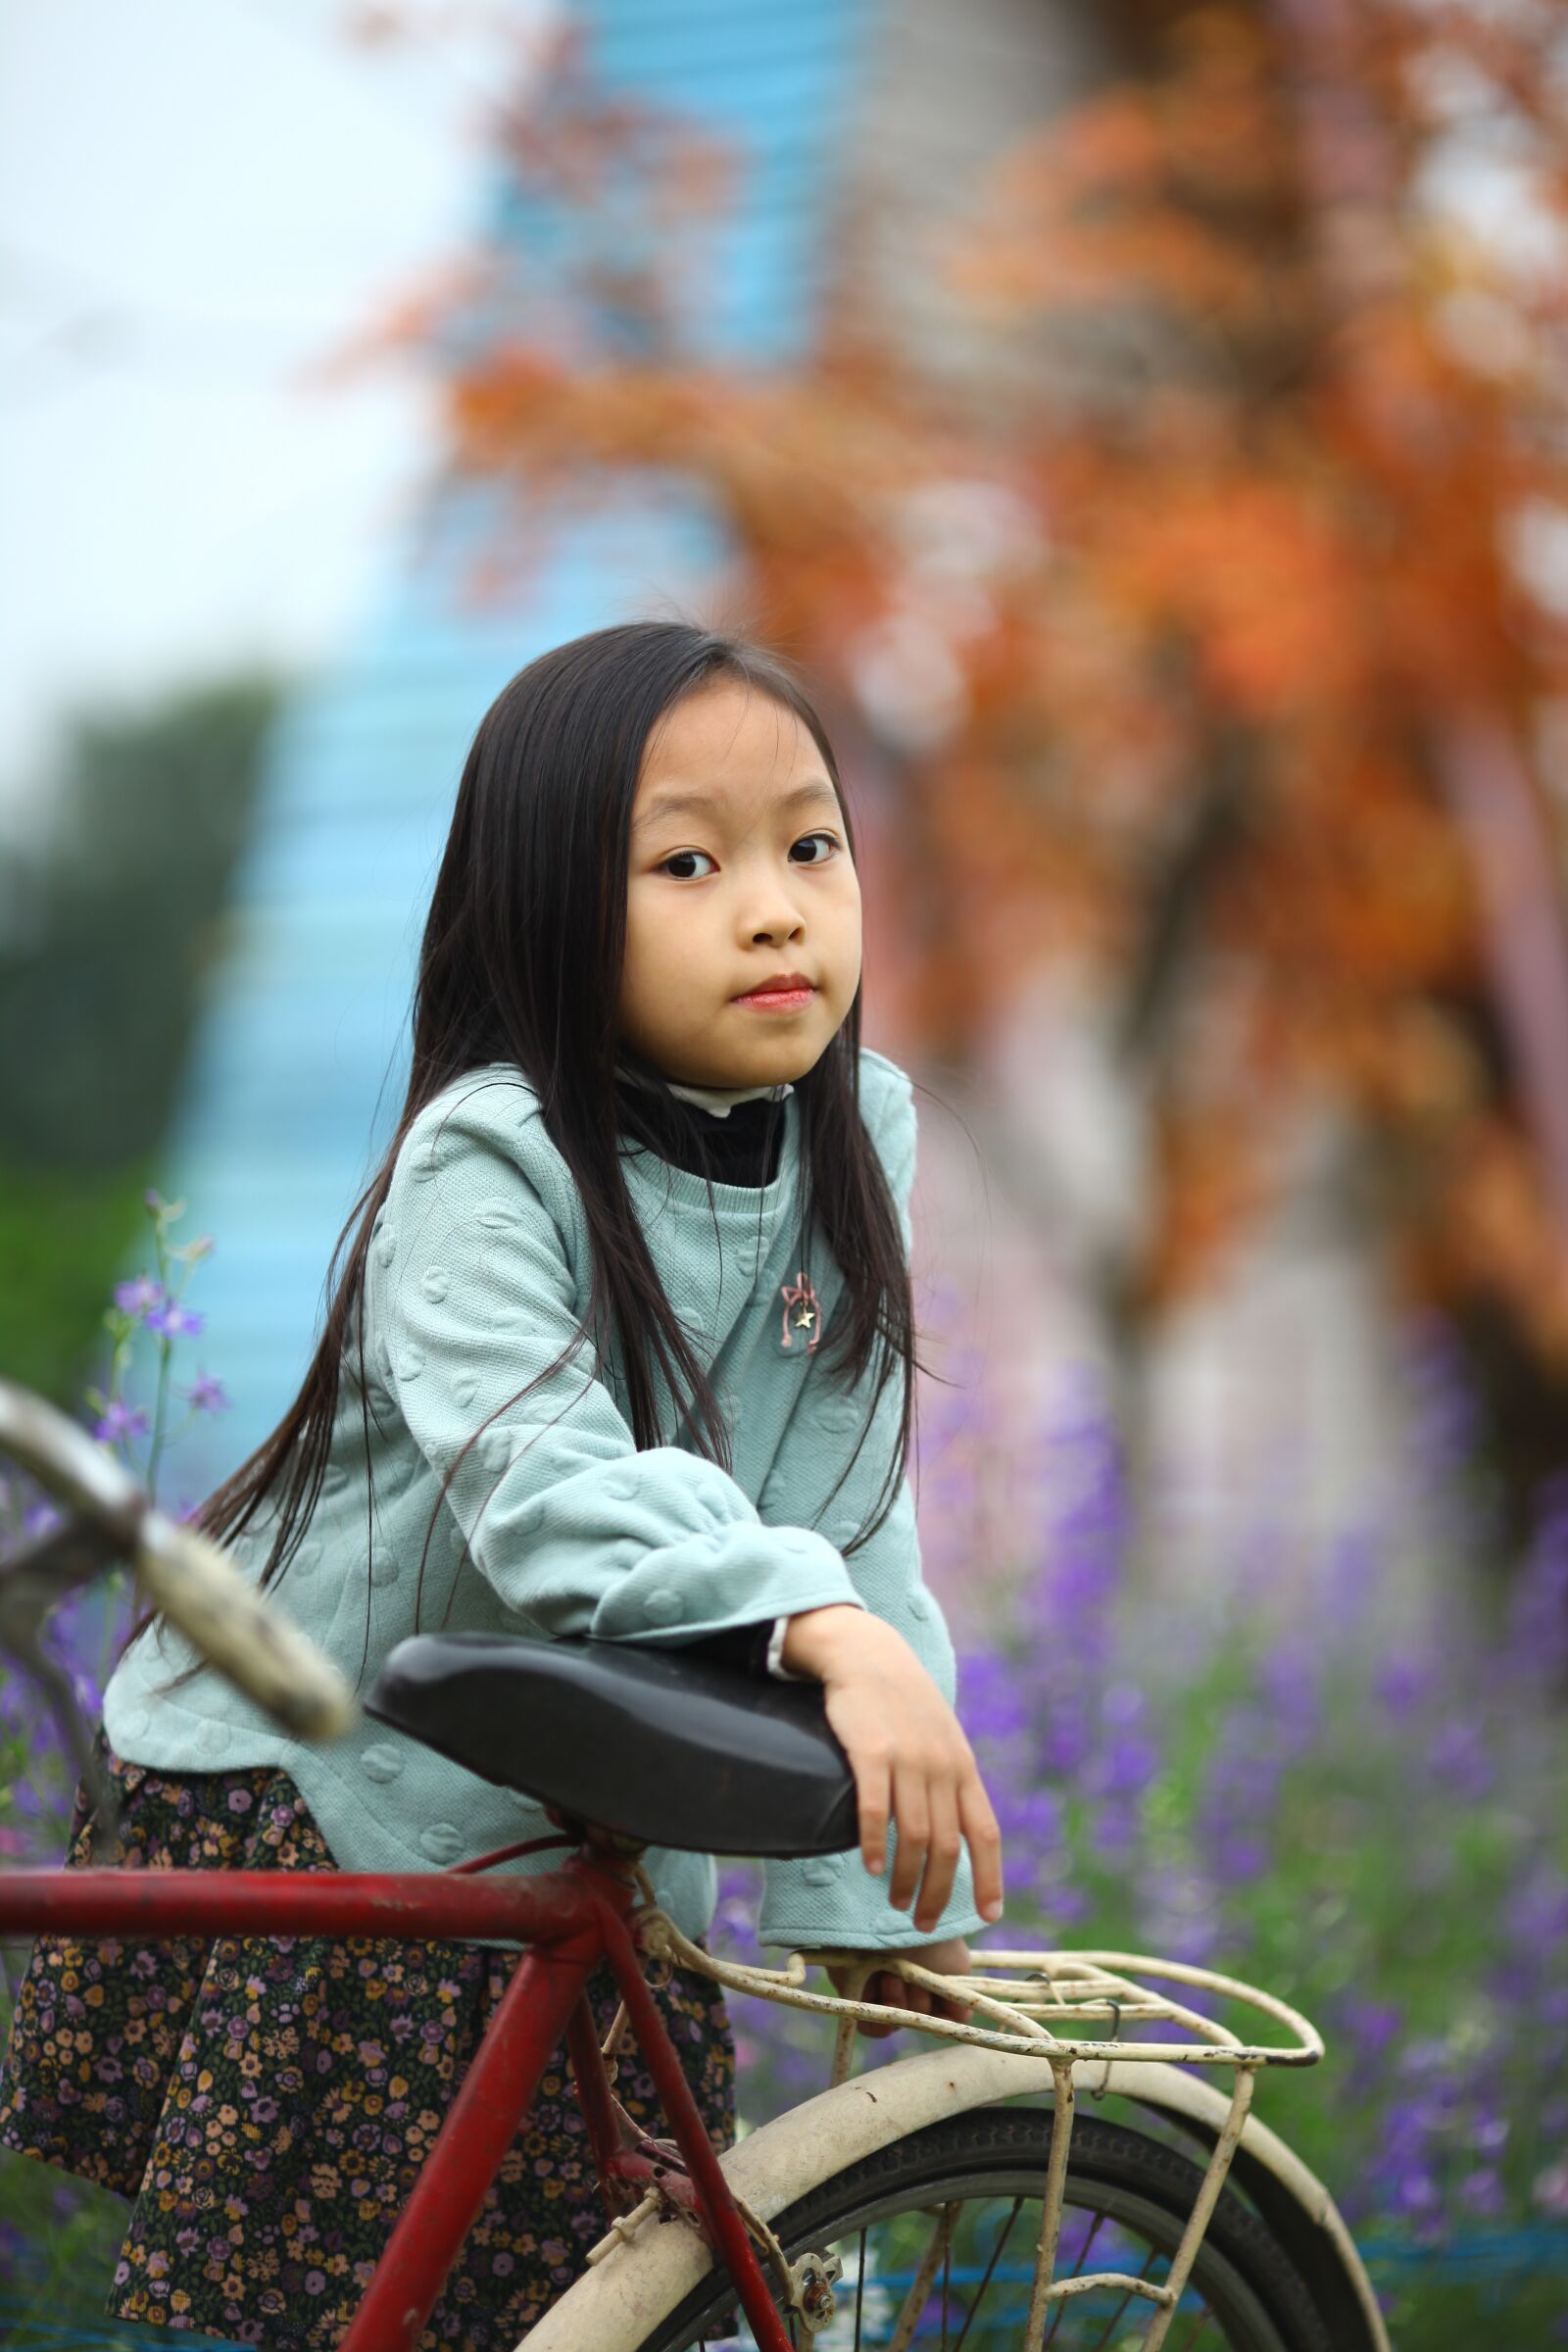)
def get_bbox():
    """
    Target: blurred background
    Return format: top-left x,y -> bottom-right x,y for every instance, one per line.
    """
3,0 -> 1567,2342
